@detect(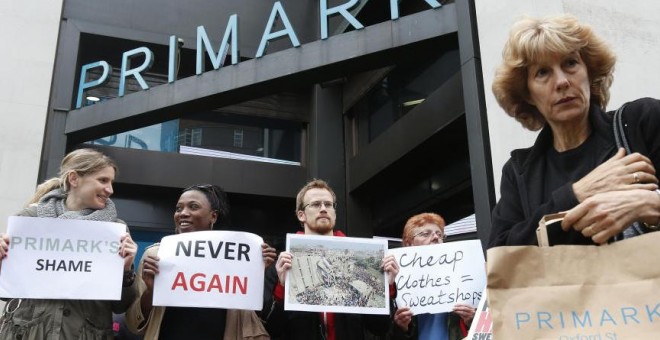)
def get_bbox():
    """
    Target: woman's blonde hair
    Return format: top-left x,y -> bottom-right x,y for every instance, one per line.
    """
26,148 -> 117,205
491,14 -> 616,131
